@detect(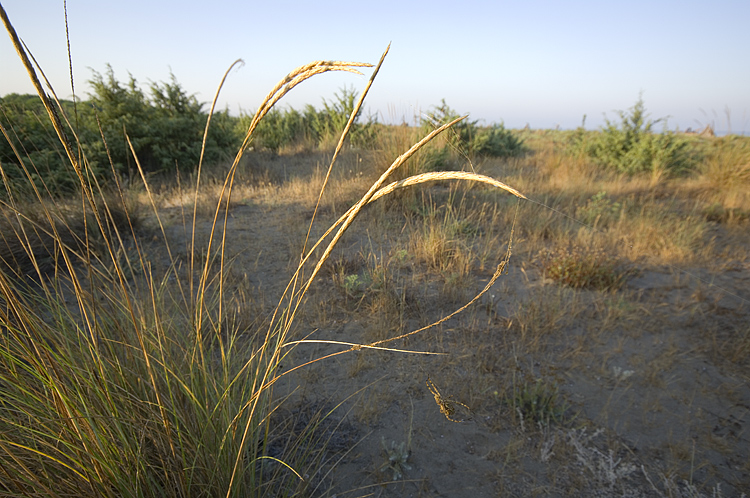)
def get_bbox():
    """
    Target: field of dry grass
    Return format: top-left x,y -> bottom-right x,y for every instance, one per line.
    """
127,131 -> 748,497
2,119 -> 749,496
